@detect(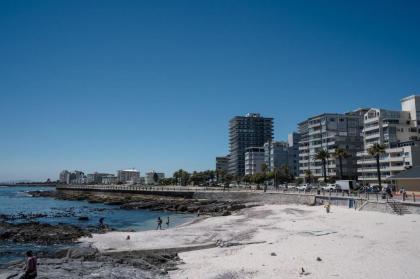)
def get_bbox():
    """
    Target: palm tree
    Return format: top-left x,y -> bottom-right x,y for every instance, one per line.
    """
304,169 -> 312,184
368,143 -> 386,188
315,149 -> 329,182
333,148 -> 349,180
